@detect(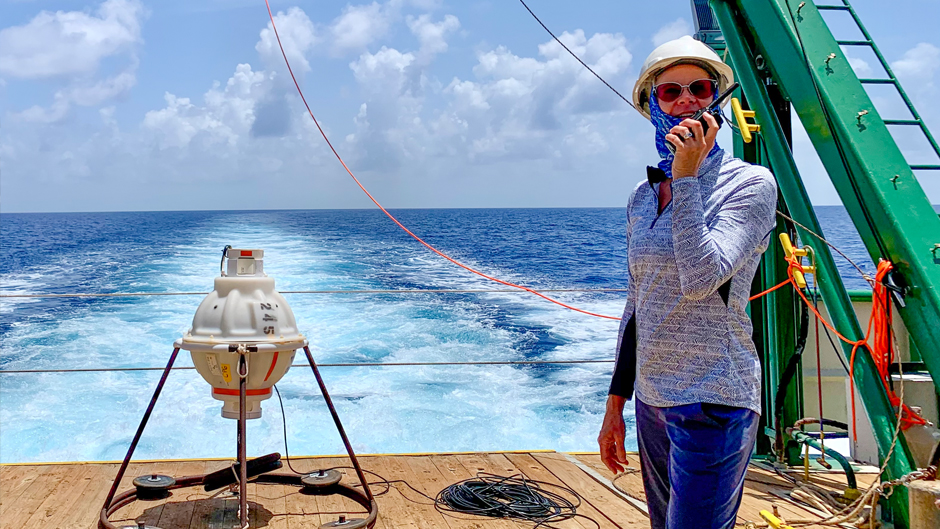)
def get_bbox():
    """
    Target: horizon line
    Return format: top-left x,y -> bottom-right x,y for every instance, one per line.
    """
2,203 -> 909,215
